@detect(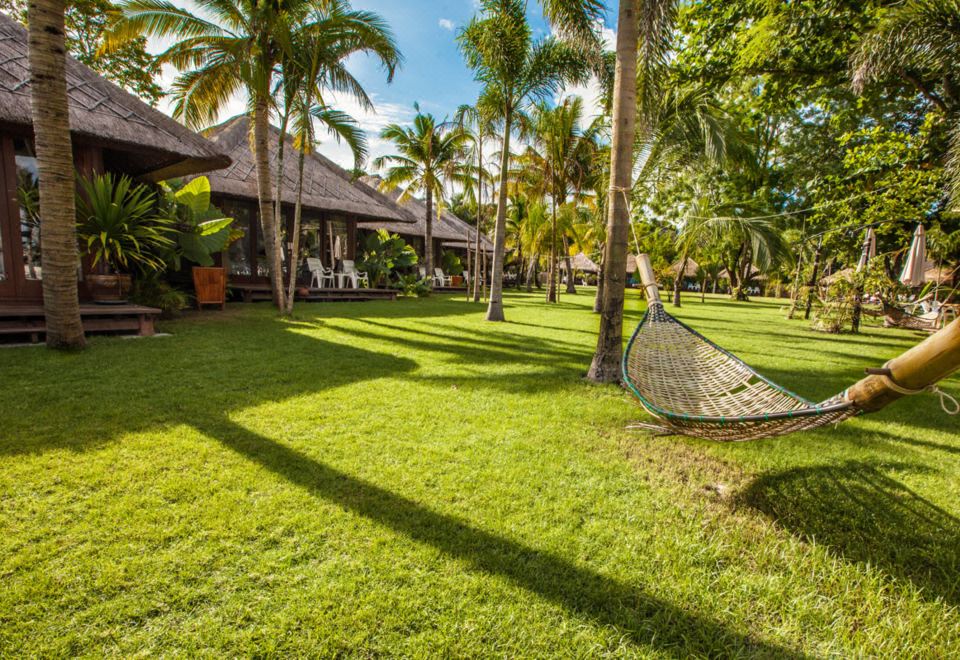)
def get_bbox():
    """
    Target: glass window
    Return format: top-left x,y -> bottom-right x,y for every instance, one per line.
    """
15,139 -> 41,281
326,217 -> 348,269
222,201 -> 252,276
